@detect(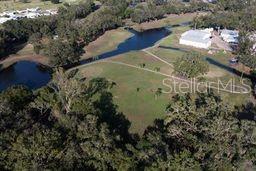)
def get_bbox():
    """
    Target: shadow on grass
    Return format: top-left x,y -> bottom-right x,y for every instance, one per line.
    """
158,45 -> 188,53
206,57 -> 256,96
